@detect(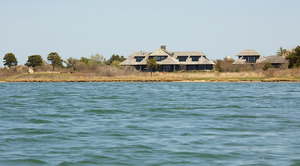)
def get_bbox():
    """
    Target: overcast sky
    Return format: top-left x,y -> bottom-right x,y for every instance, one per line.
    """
1,0 -> 300,66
